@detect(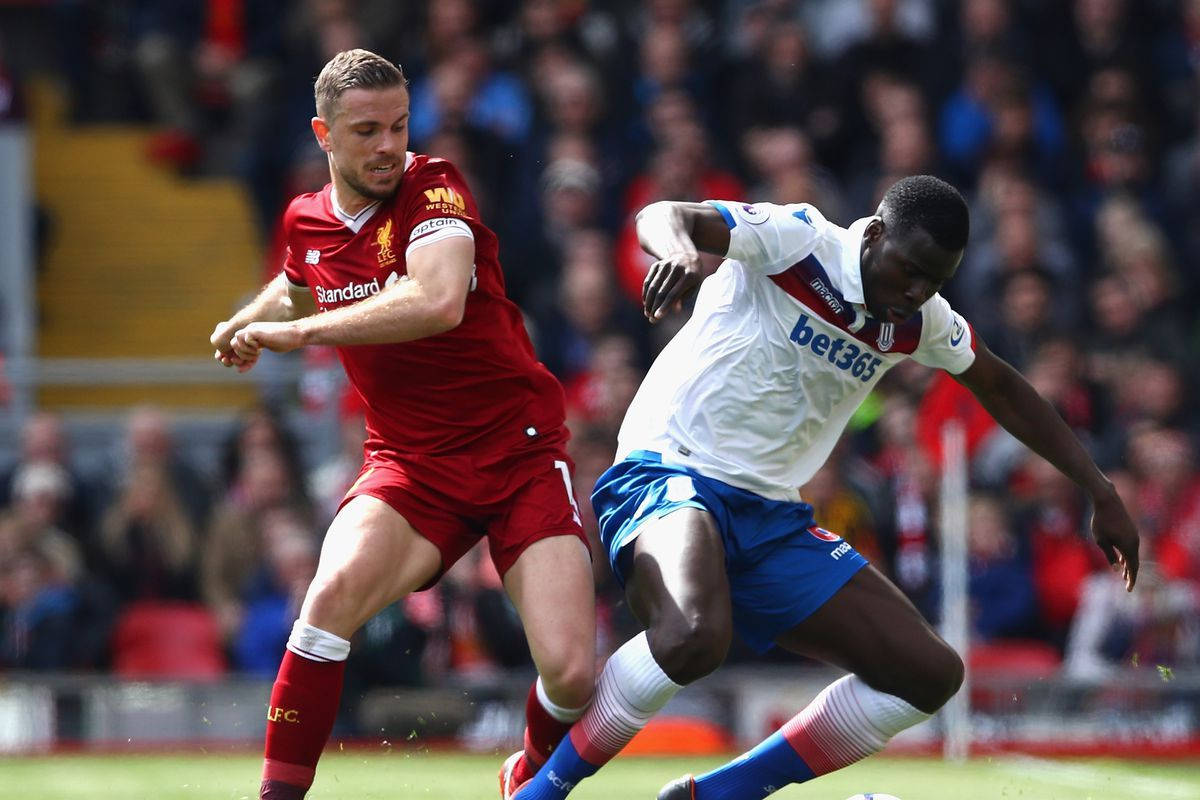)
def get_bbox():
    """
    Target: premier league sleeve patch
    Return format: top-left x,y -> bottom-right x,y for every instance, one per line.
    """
735,203 -> 771,225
